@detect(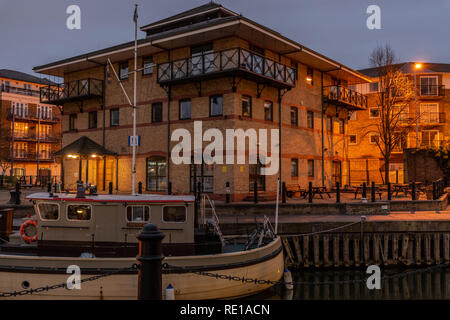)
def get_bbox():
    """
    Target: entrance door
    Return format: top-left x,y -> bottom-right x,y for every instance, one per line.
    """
332,161 -> 342,186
